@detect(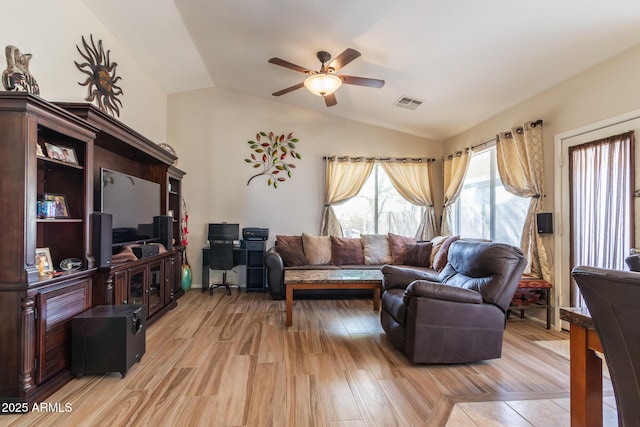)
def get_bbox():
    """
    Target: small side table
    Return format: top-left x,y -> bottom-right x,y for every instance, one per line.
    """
508,276 -> 553,329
